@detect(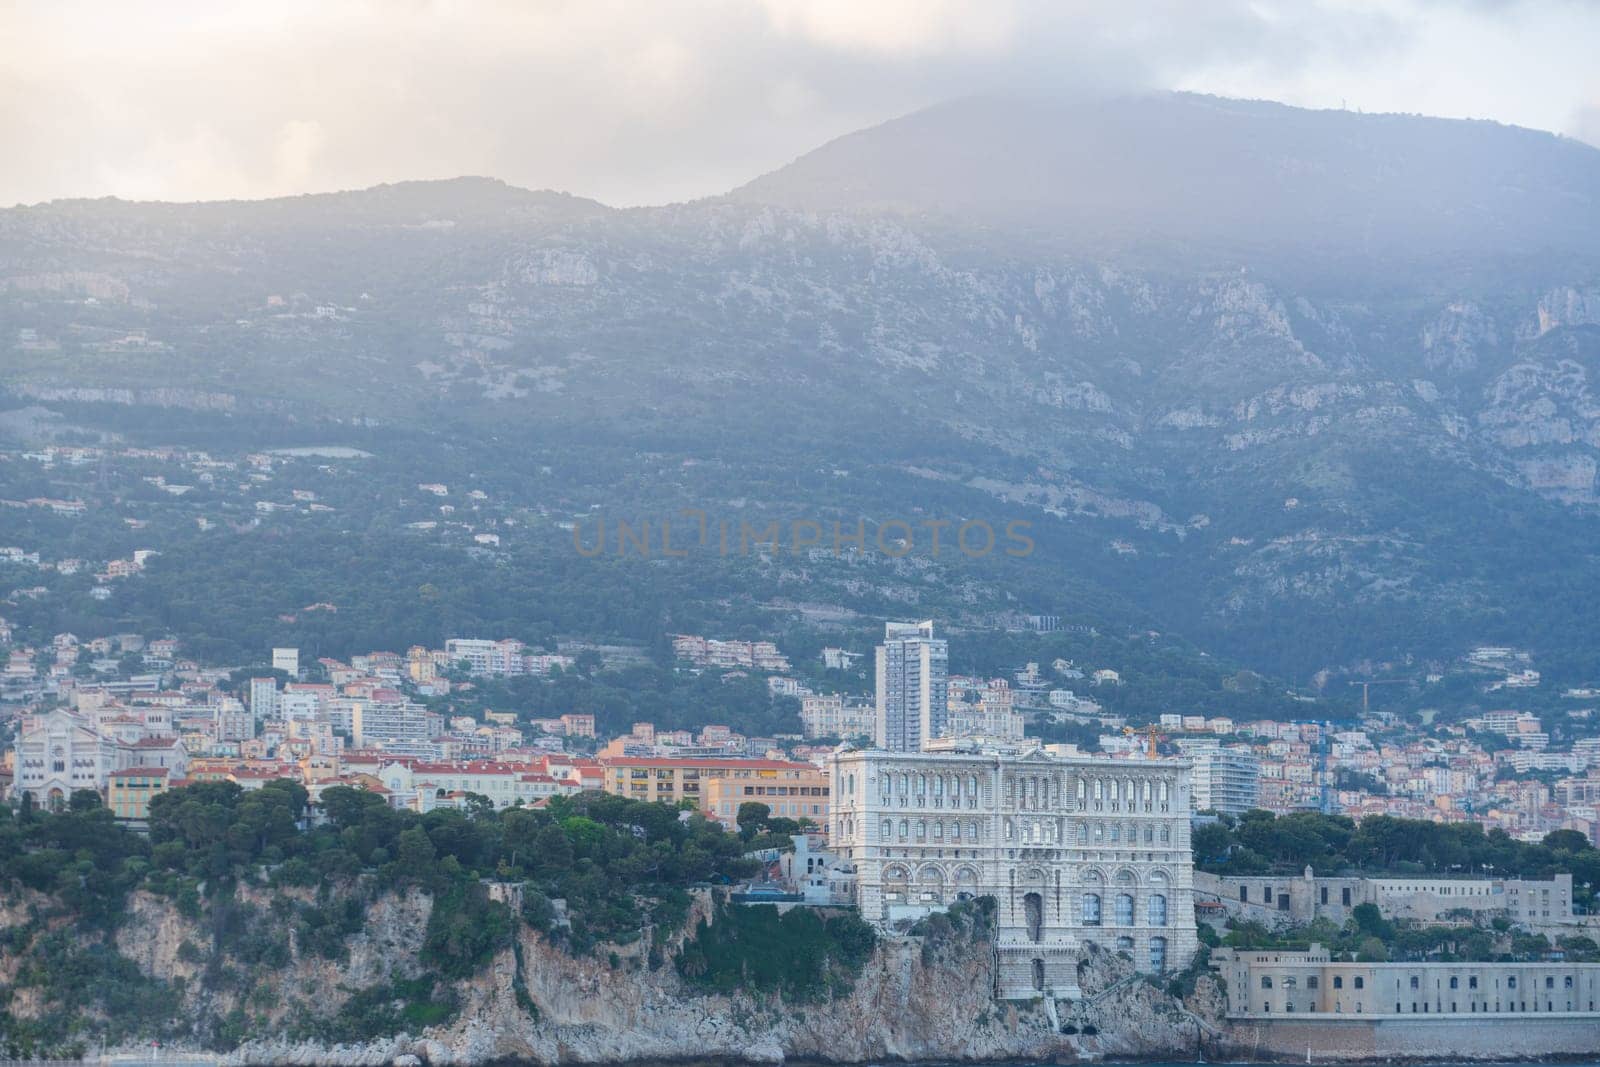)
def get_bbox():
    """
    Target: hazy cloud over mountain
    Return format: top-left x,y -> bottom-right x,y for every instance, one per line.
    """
2,0 -> 1597,207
